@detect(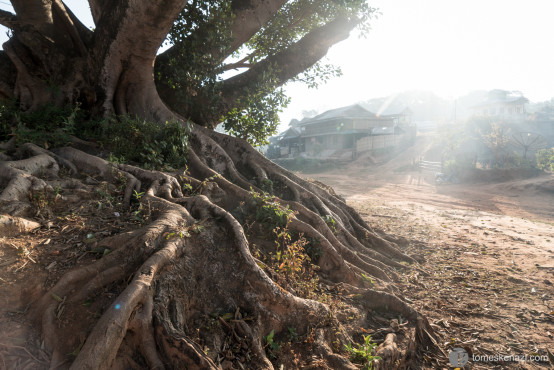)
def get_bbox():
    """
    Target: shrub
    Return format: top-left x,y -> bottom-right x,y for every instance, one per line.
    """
251,190 -> 294,229
0,101 -> 81,147
100,115 -> 192,170
536,148 -> 554,171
